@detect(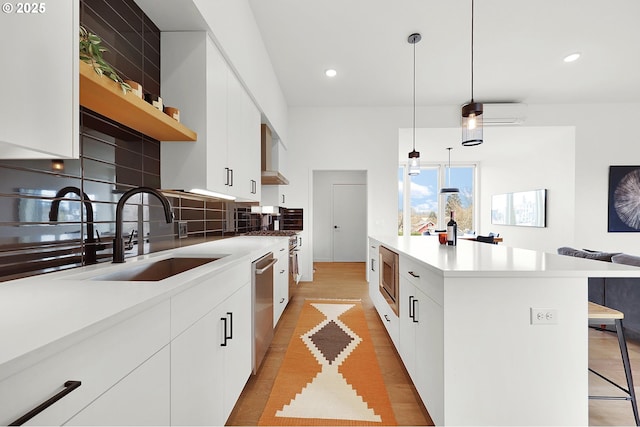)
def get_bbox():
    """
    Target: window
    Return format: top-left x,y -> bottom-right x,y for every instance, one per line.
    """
399,164 -> 476,236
